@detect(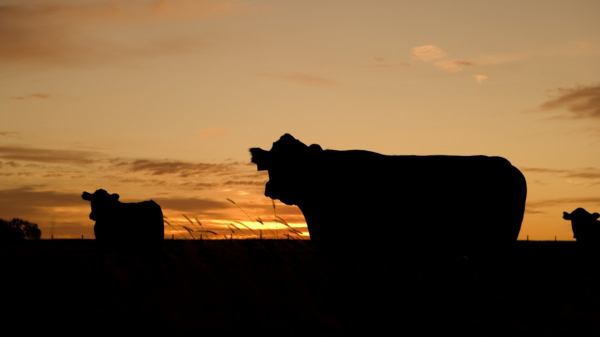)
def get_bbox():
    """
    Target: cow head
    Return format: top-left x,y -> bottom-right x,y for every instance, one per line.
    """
82,189 -> 120,221
250,134 -> 323,206
563,208 -> 600,222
